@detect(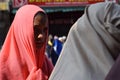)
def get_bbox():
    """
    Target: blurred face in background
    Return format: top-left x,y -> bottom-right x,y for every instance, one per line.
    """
33,12 -> 48,48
